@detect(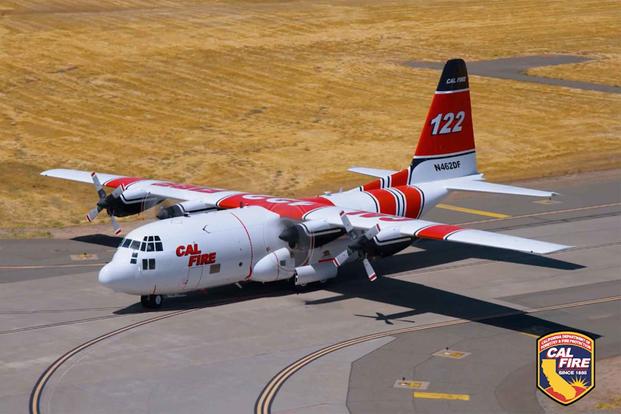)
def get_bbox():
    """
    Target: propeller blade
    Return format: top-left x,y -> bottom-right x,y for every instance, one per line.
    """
111,185 -> 124,198
86,207 -> 100,222
333,249 -> 350,267
90,171 -> 102,189
90,172 -> 106,200
362,258 -> 377,282
110,215 -> 122,235
339,211 -> 355,235
364,224 -> 381,240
